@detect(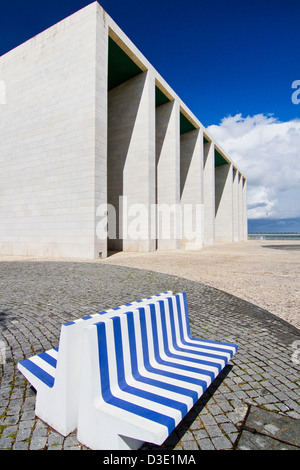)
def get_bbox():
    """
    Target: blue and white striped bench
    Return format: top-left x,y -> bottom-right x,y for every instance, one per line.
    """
76,292 -> 238,450
17,292 -> 172,436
